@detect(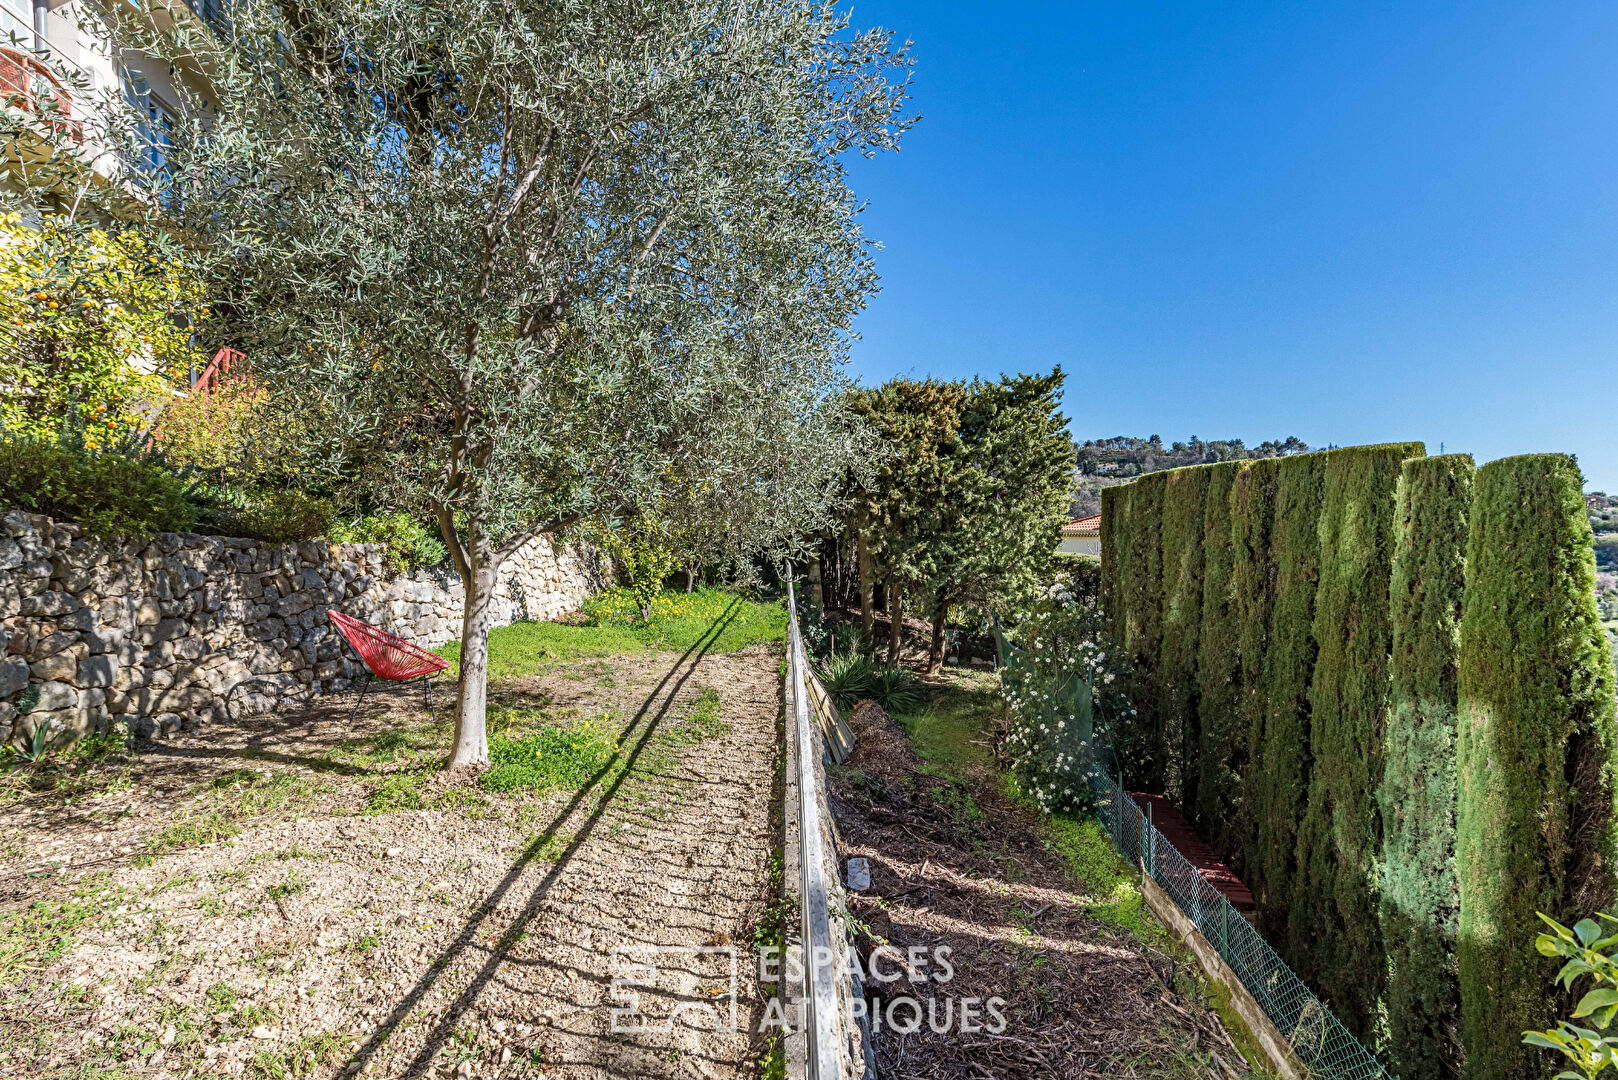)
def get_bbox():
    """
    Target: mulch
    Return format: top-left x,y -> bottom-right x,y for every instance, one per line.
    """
829,699 -> 1261,1080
